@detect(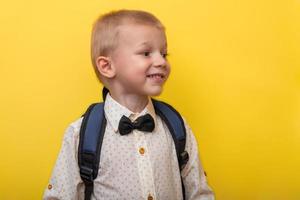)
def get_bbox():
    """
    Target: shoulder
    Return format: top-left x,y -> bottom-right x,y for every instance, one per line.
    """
153,100 -> 189,128
154,100 -> 191,128
154,100 -> 195,140
61,117 -> 83,143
